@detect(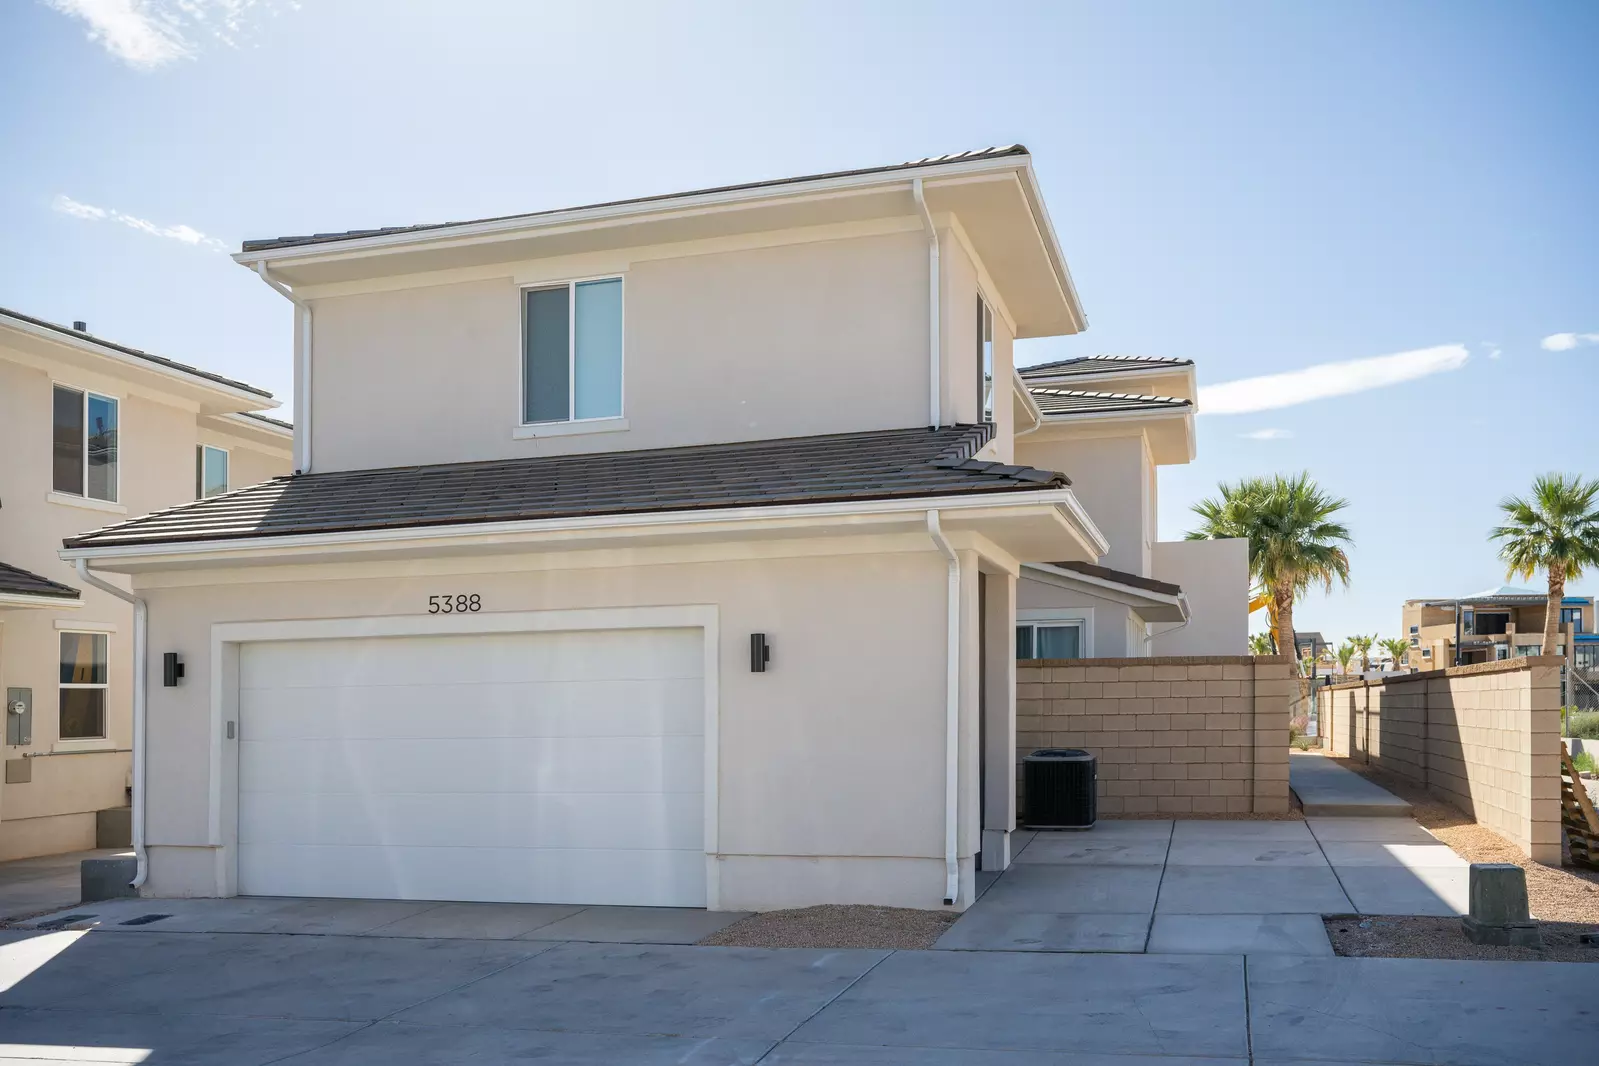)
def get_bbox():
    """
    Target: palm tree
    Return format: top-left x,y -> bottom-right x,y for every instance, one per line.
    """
1186,473 -> 1354,674
1248,632 -> 1275,656
1334,641 -> 1357,676
1489,474 -> 1599,653
1349,633 -> 1374,674
1378,637 -> 1410,671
